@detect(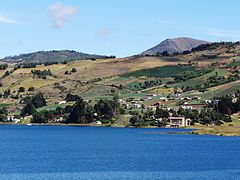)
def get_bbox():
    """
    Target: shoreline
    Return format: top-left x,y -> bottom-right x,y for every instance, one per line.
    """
2,122 -> 240,137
